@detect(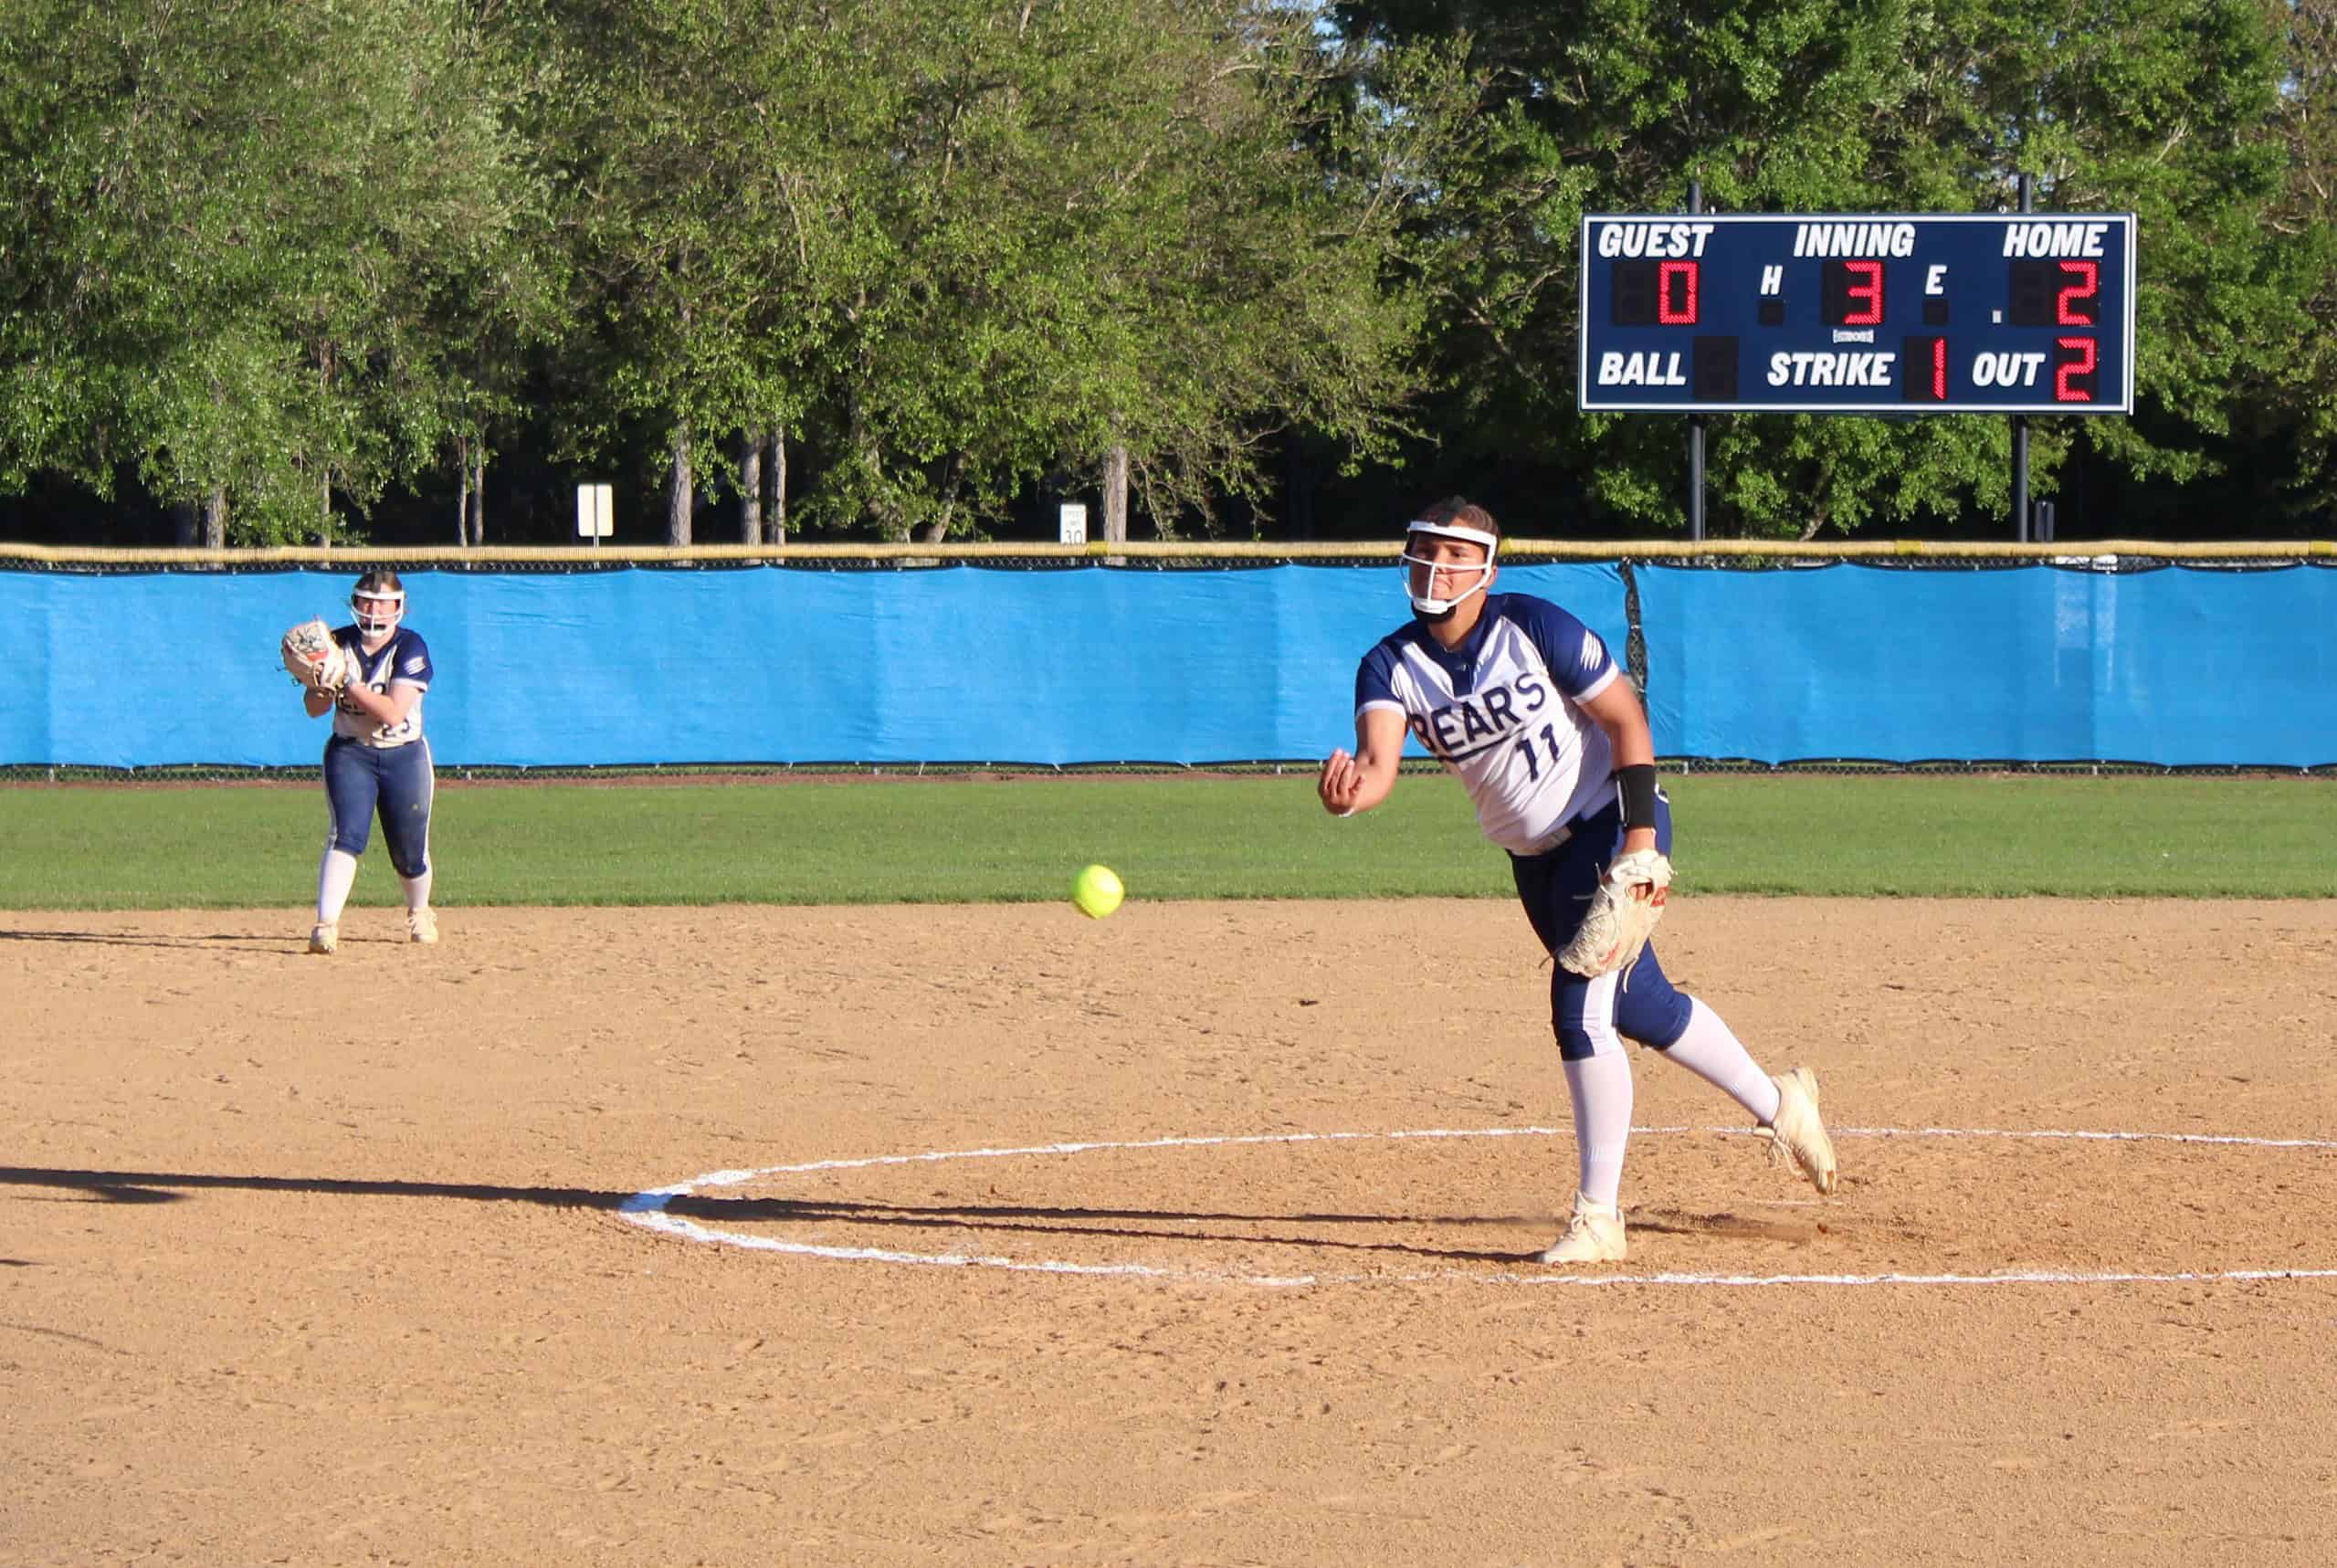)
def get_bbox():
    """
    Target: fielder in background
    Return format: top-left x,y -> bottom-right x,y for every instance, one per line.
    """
290,569 -> 440,954
1317,498 -> 1837,1264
